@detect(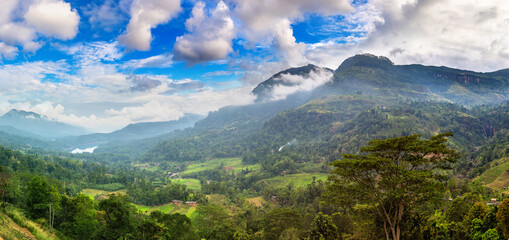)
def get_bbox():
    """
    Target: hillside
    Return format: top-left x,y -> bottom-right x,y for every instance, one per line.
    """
58,114 -> 203,151
326,54 -> 509,106
0,110 -> 89,139
0,206 -> 58,240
